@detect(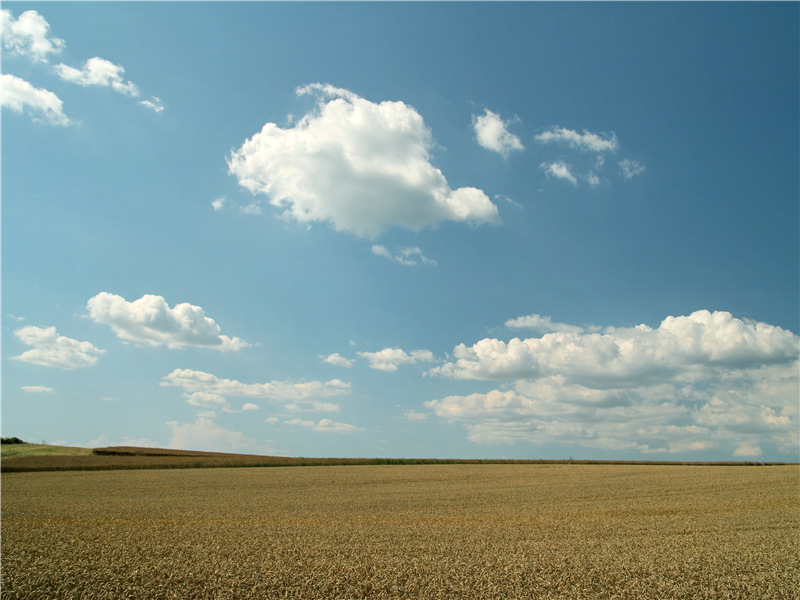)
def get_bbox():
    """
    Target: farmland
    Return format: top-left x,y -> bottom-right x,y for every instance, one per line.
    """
2,464 -> 798,599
